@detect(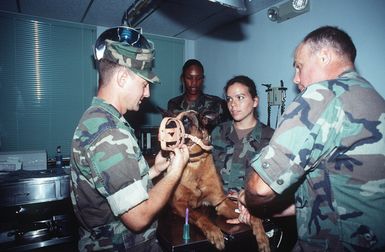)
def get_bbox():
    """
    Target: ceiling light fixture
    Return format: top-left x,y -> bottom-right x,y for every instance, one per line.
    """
123,0 -> 152,26
267,0 -> 310,23
208,0 -> 247,11
267,7 -> 278,22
